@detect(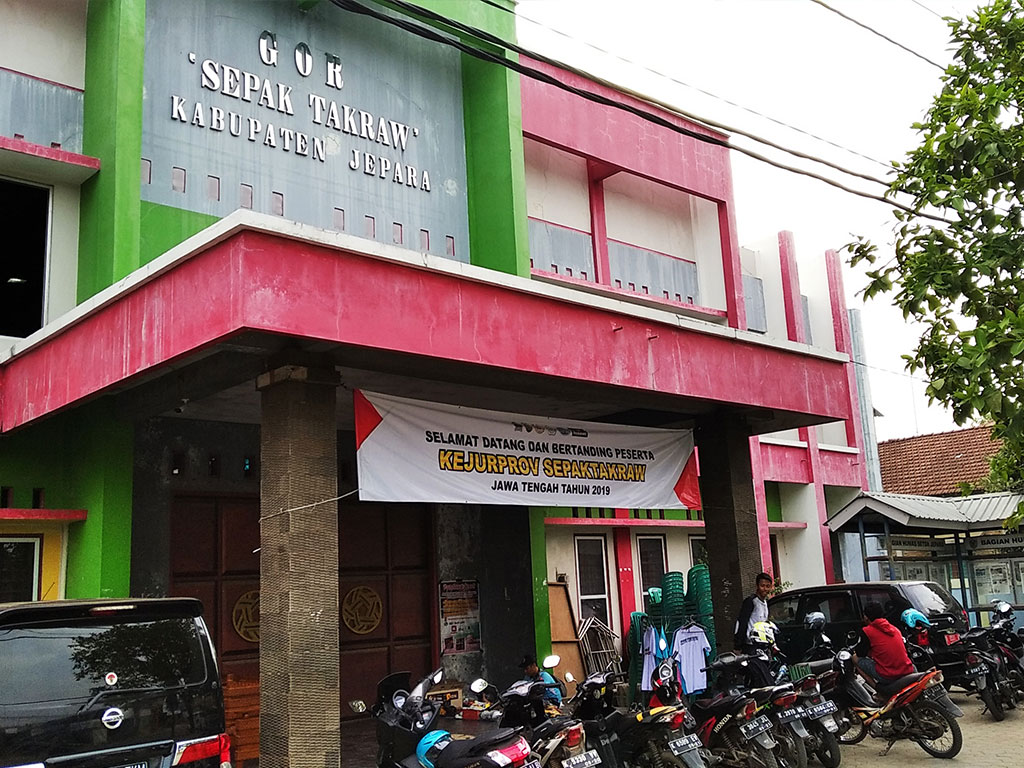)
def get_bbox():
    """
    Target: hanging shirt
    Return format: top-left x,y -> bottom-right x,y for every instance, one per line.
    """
640,625 -> 658,691
672,625 -> 712,694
